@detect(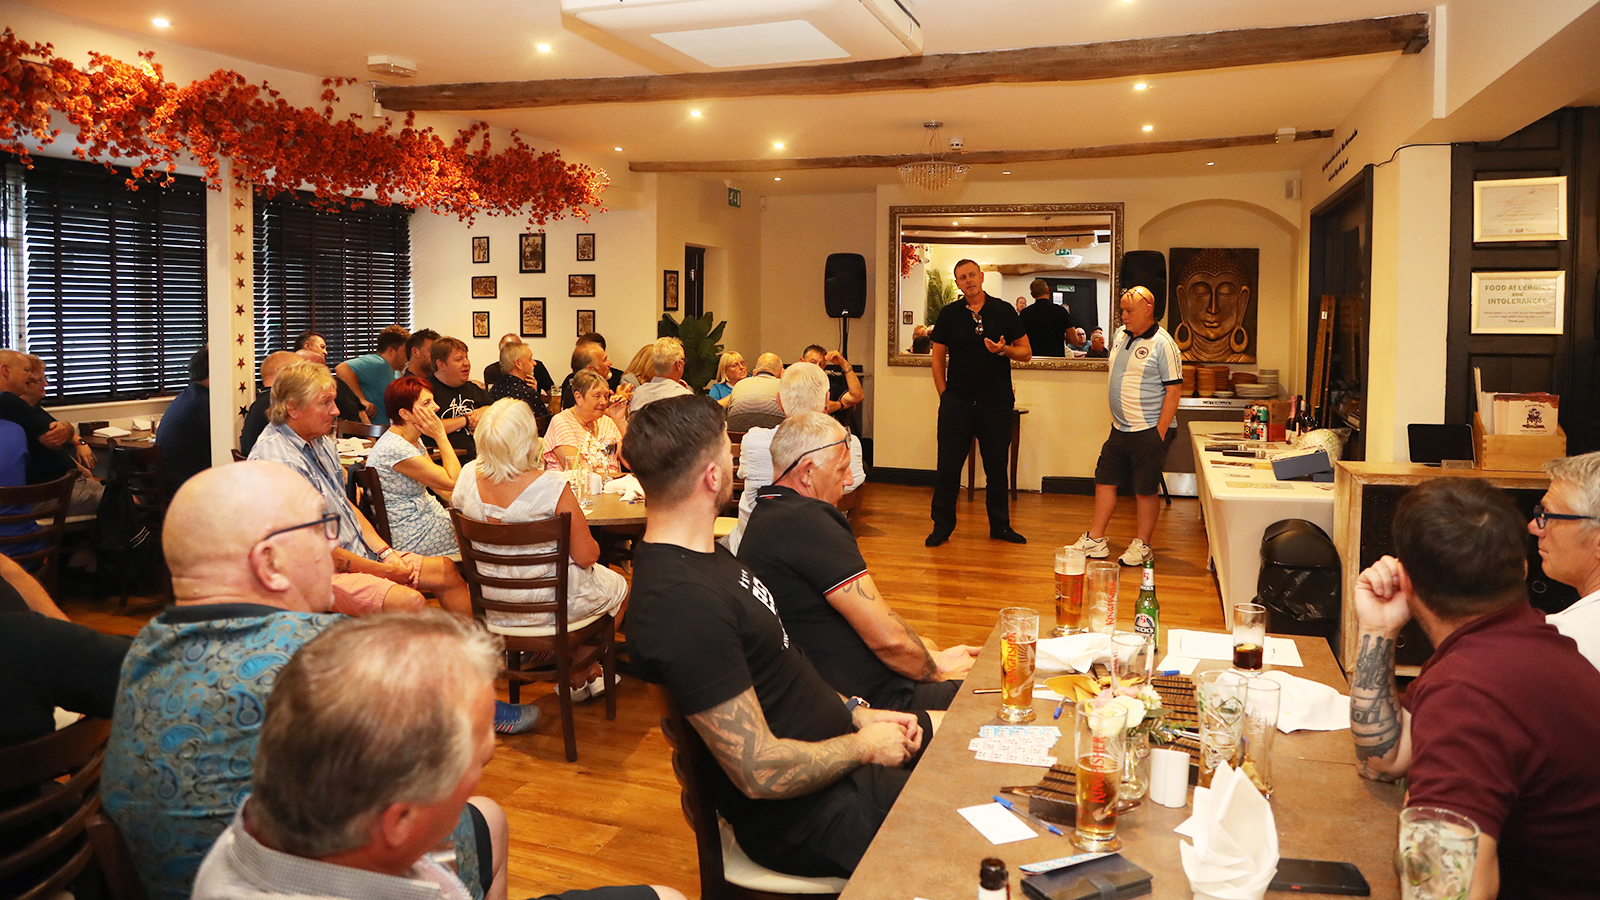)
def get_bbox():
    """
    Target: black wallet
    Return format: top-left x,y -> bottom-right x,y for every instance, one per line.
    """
1020,854 -> 1153,900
